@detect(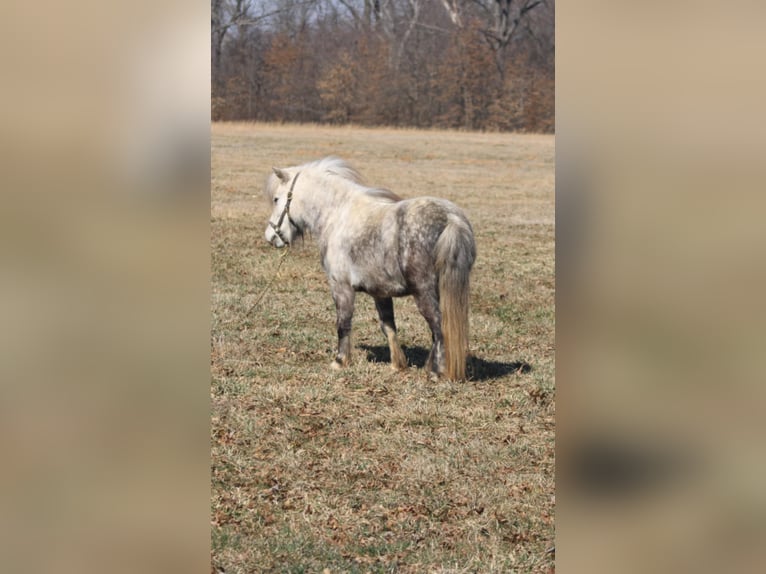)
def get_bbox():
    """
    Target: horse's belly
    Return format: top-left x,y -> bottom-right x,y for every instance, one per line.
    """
353,283 -> 410,298
350,267 -> 408,298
